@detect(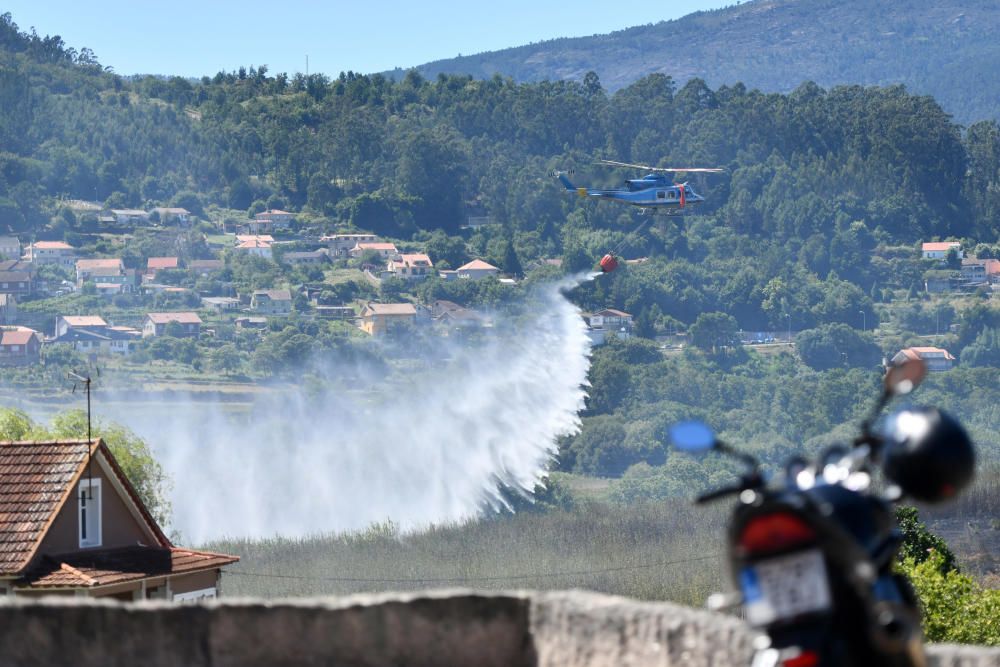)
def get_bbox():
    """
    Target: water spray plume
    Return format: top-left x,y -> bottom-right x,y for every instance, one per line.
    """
107,275 -> 595,542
